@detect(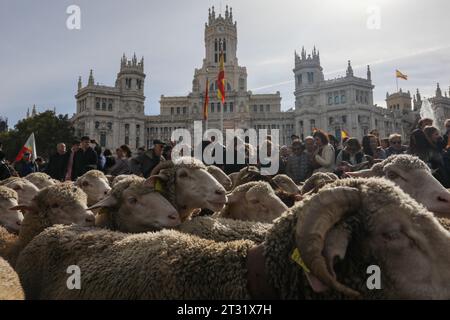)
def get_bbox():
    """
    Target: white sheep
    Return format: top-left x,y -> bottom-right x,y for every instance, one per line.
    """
0,186 -> 22,234
90,175 -> 180,233
0,177 -> 39,207
346,154 -> 450,218
15,178 -> 450,299
147,157 -> 227,221
24,172 -> 56,190
214,181 -> 288,223
75,170 -> 112,206
206,165 -> 232,190
272,174 -> 302,194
